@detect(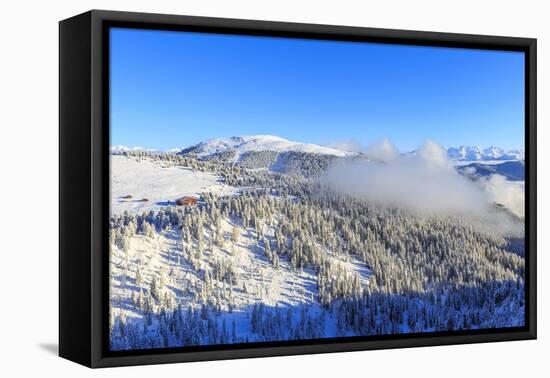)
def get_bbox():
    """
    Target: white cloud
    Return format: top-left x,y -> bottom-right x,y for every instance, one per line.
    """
322,139 -> 524,235
364,138 -> 399,162
481,174 -> 525,217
